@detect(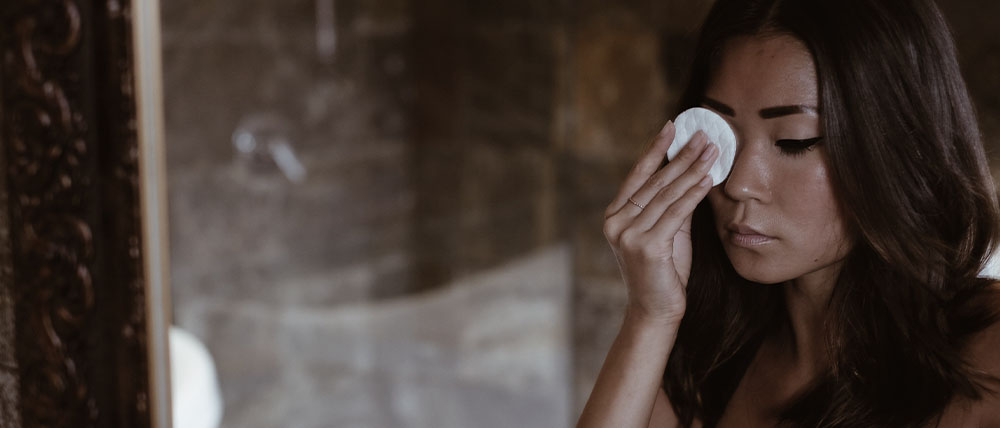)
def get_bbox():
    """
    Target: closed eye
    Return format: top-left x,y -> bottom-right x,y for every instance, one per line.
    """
776,137 -> 822,157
